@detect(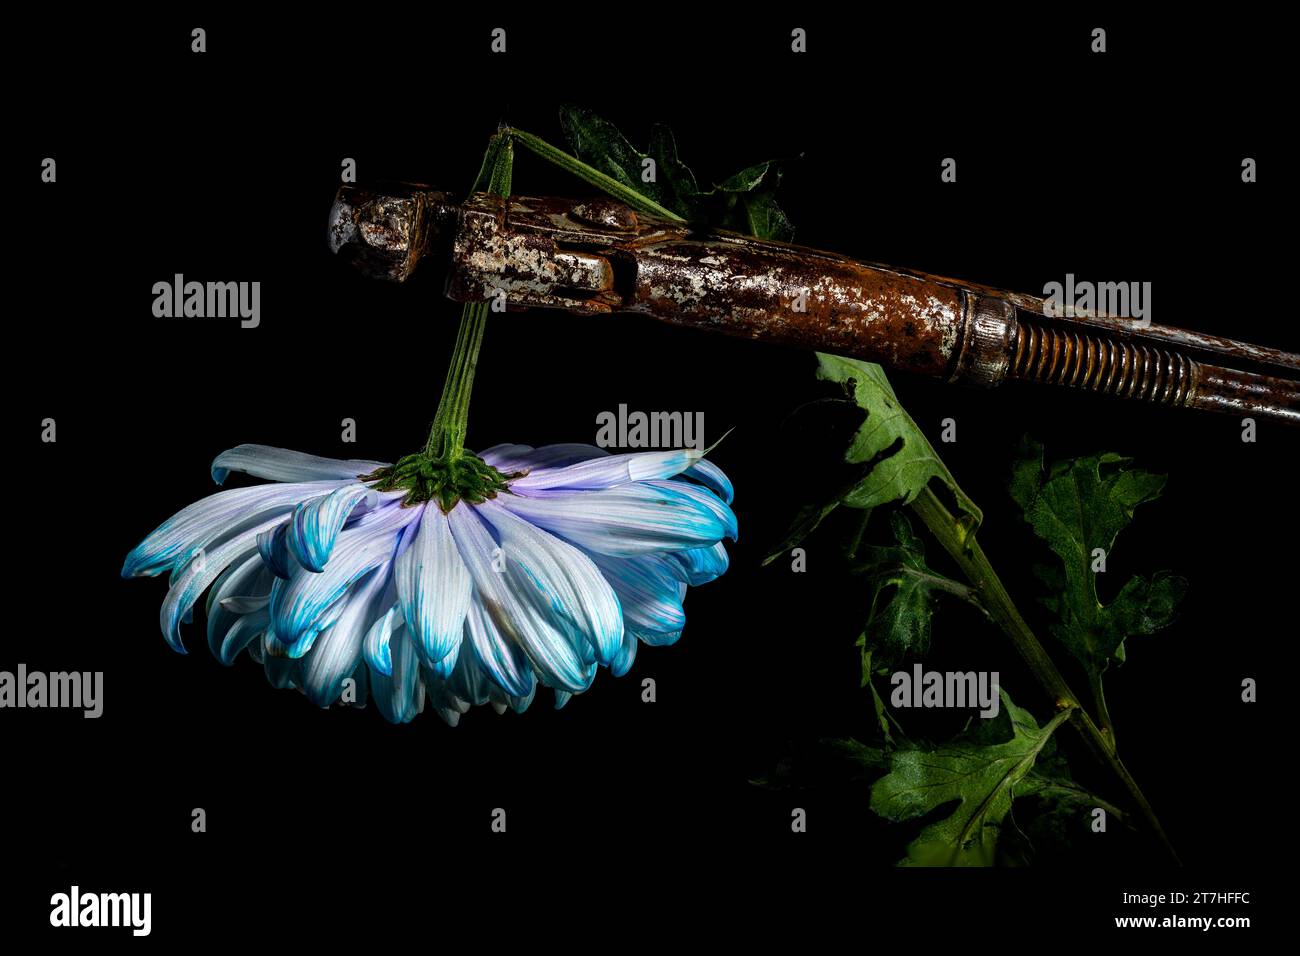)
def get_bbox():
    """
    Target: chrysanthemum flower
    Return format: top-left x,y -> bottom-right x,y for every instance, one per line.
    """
123,442 -> 735,724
